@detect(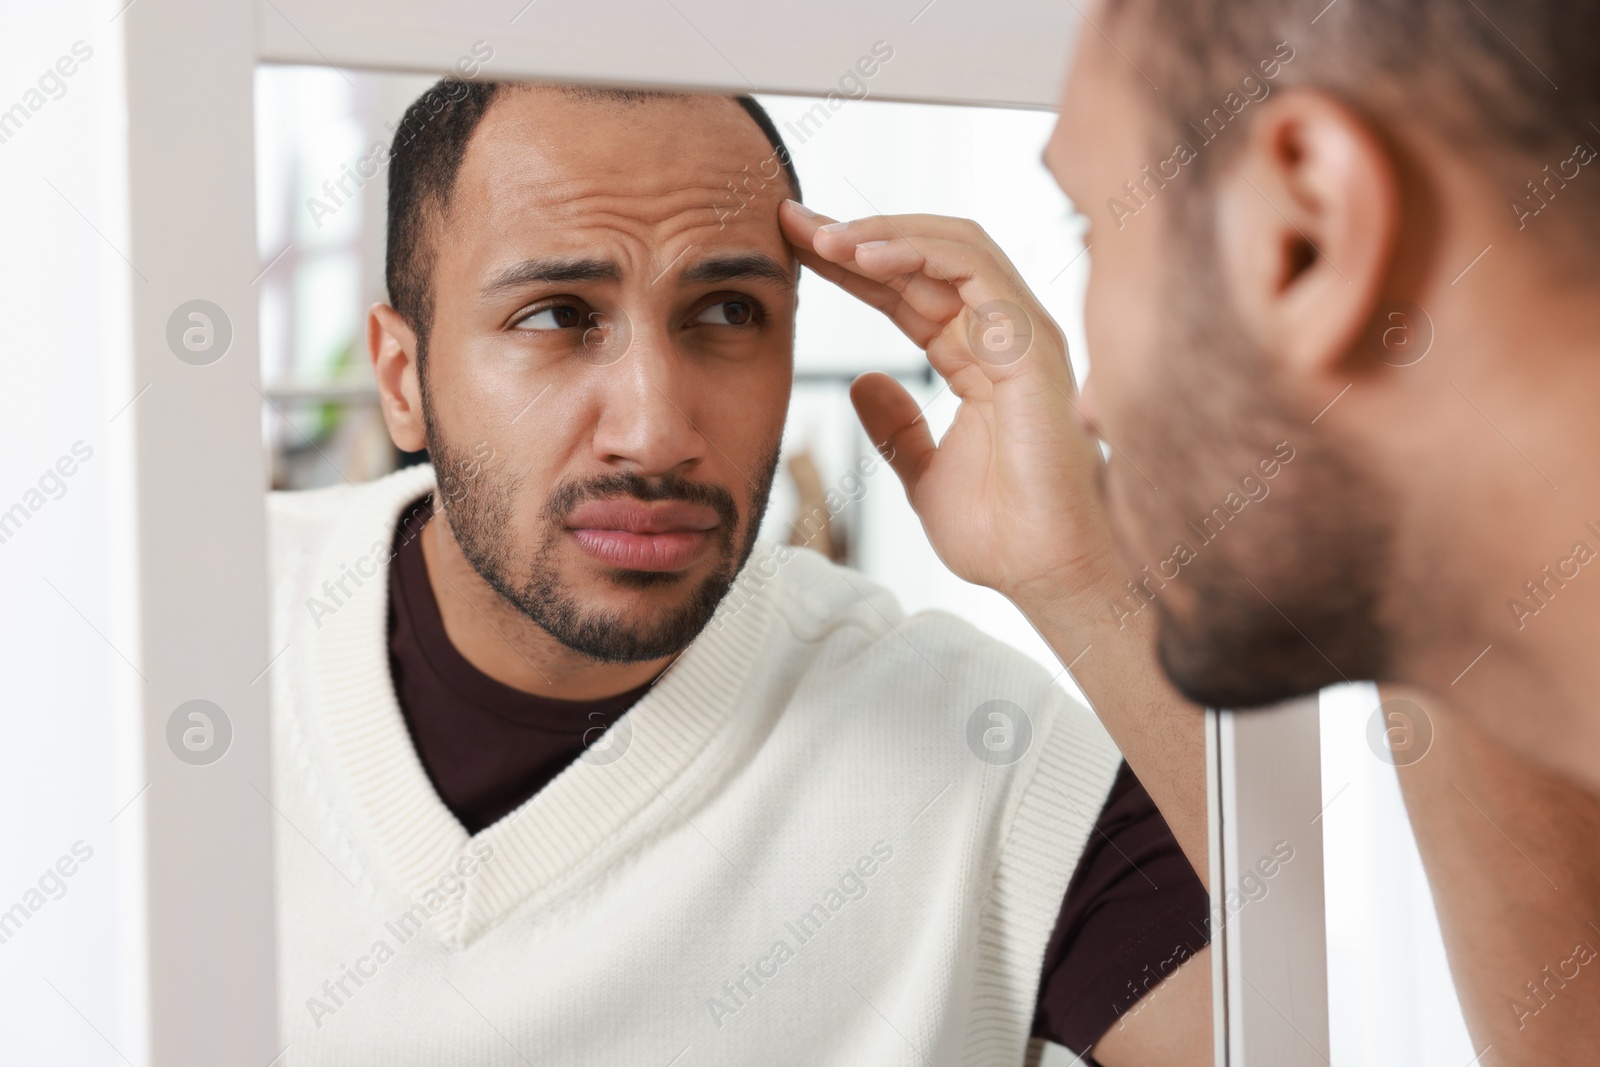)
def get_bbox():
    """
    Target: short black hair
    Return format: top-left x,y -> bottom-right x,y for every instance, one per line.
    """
383,81 -> 801,358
